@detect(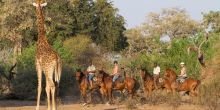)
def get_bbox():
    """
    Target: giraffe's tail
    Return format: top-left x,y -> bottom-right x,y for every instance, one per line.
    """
55,57 -> 62,86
